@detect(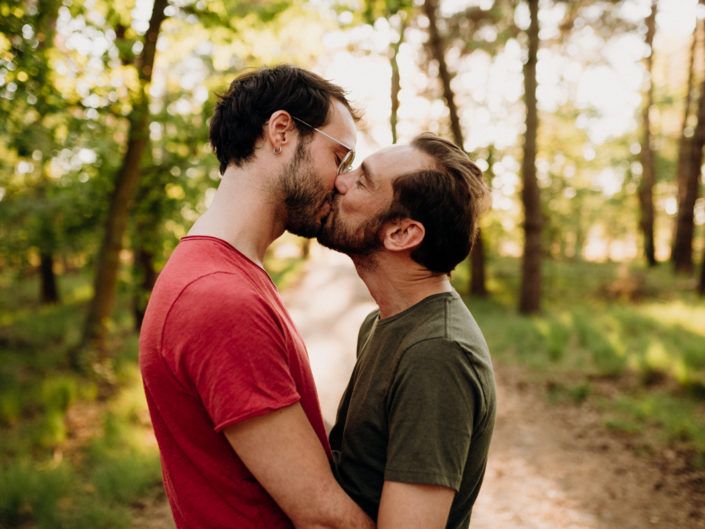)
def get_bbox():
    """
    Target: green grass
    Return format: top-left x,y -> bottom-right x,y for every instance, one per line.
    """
453,255 -> 705,465
0,271 -> 164,529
